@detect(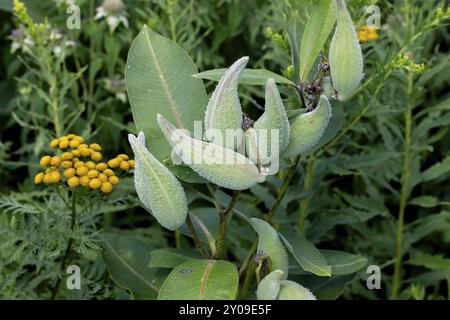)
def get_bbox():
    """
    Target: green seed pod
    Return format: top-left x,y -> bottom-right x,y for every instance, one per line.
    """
256,269 -> 284,300
329,0 -> 364,101
250,218 -> 289,278
157,114 -> 265,190
249,78 -> 290,163
282,95 -> 332,159
277,280 -> 317,300
204,57 -> 248,147
128,132 -> 188,231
